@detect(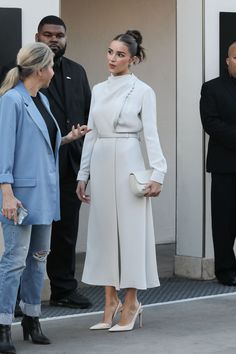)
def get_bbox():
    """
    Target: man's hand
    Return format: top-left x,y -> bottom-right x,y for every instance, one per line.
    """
61,124 -> 91,145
